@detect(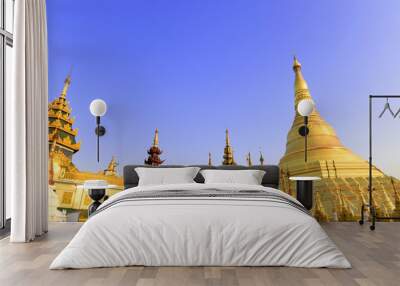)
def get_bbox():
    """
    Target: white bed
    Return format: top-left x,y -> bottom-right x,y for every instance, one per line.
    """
50,183 -> 351,269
